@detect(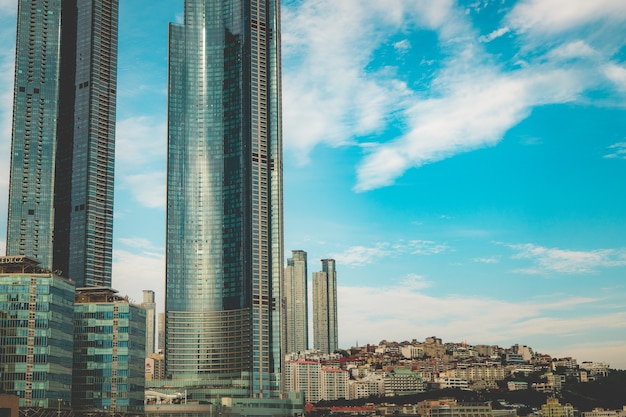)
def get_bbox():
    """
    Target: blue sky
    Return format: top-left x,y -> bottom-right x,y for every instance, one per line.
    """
1,0 -> 626,368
